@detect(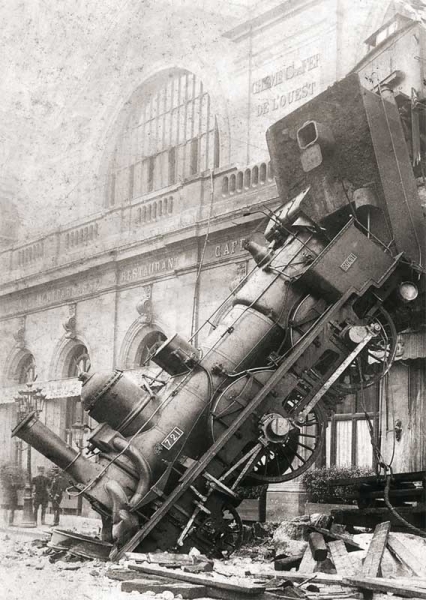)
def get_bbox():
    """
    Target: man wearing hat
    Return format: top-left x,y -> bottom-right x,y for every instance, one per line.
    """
32,466 -> 49,525
49,467 -> 65,526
